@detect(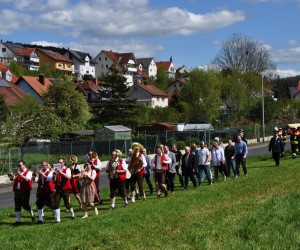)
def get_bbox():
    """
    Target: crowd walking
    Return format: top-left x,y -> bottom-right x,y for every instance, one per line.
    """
8,126 -> 299,225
